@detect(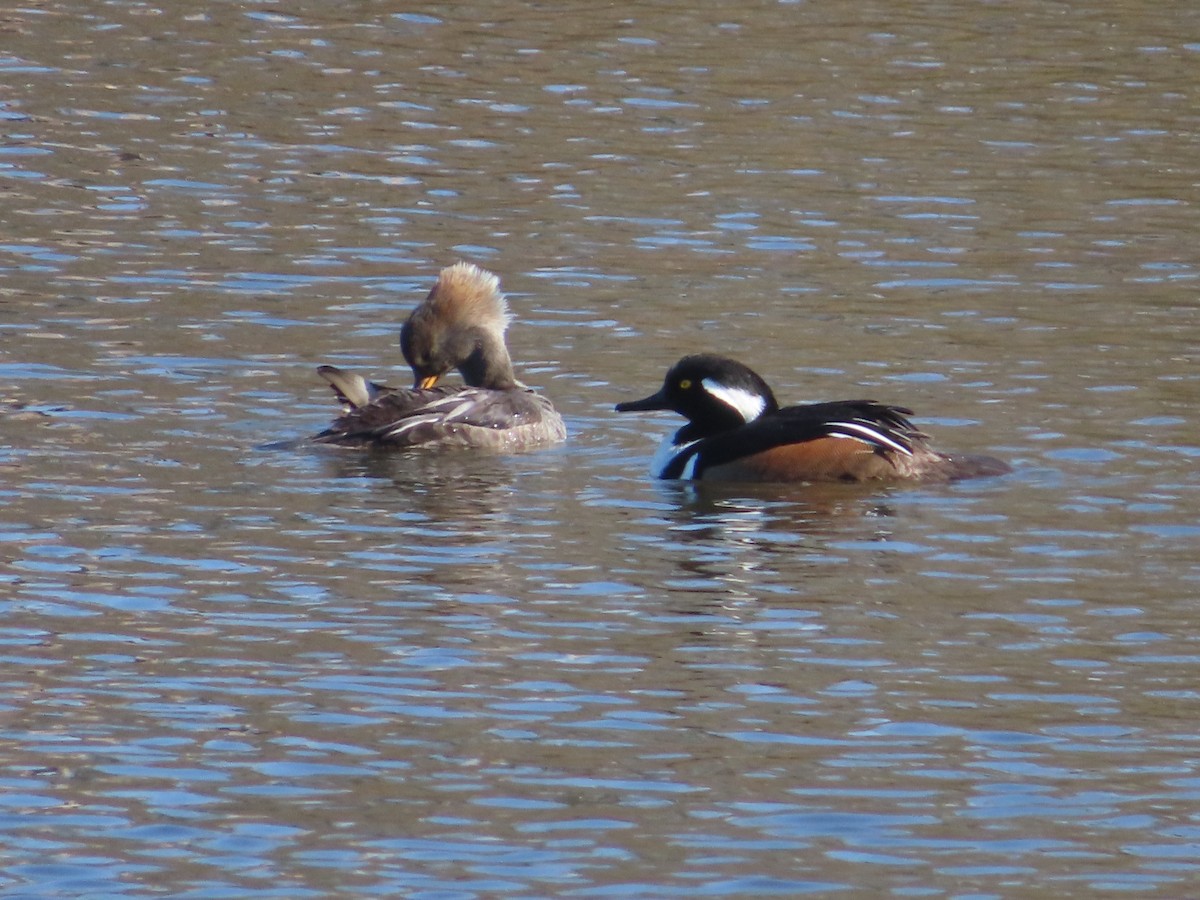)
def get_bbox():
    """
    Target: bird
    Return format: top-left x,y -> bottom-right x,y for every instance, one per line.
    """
312,262 -> 565,451
615,353 -> 1010,483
